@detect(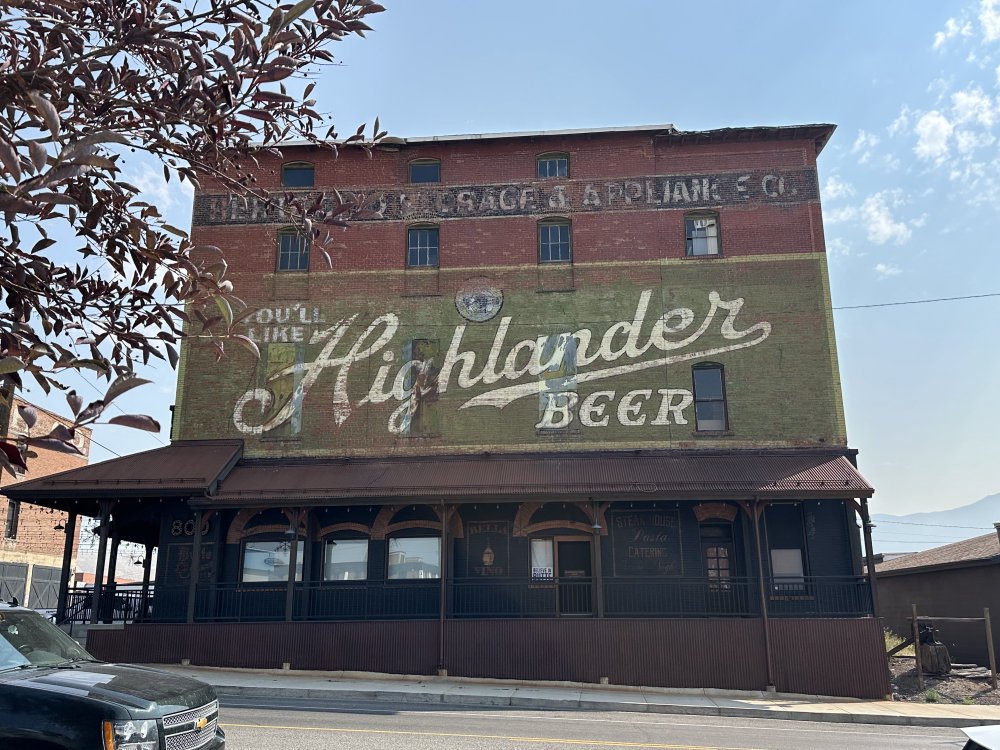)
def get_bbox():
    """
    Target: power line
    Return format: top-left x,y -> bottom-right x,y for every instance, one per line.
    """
833,292 -> 1000,310
875,520 -> 993,530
